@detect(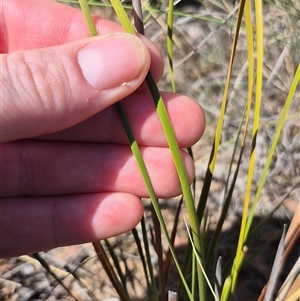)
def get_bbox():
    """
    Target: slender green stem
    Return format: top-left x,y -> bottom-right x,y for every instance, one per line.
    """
78,0 -> 98,36
32,253 -> 79,301
167,0 -> 176,92
116,100 -> 194,299
145,58 -> 206,301
79,0 -> 206,298
110,0 -> 207,298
